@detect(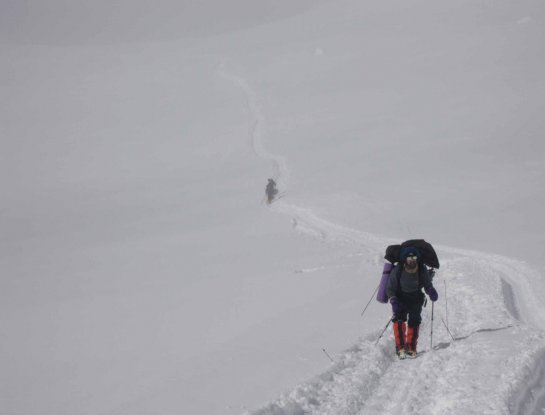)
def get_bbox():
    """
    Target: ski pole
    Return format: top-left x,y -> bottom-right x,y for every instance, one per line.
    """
375,317 -> 393,346
322,348 -> 334,363
441,318 -> 455,341
430,301 -> 435,350
360,284 -> 379,317
444,280 -> 448,329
